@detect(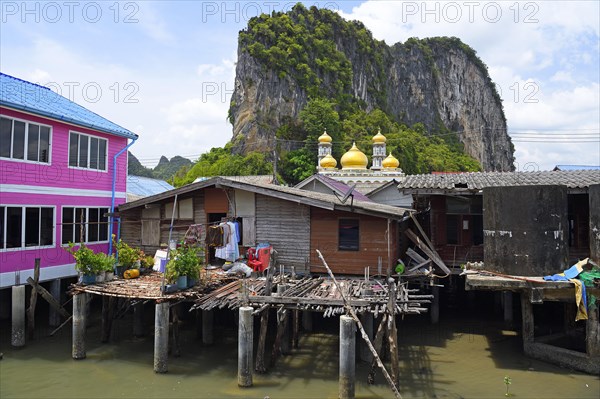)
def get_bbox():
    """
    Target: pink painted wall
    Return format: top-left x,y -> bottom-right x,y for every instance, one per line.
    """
1,106 -> 131,280
0,107 -> 129,193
